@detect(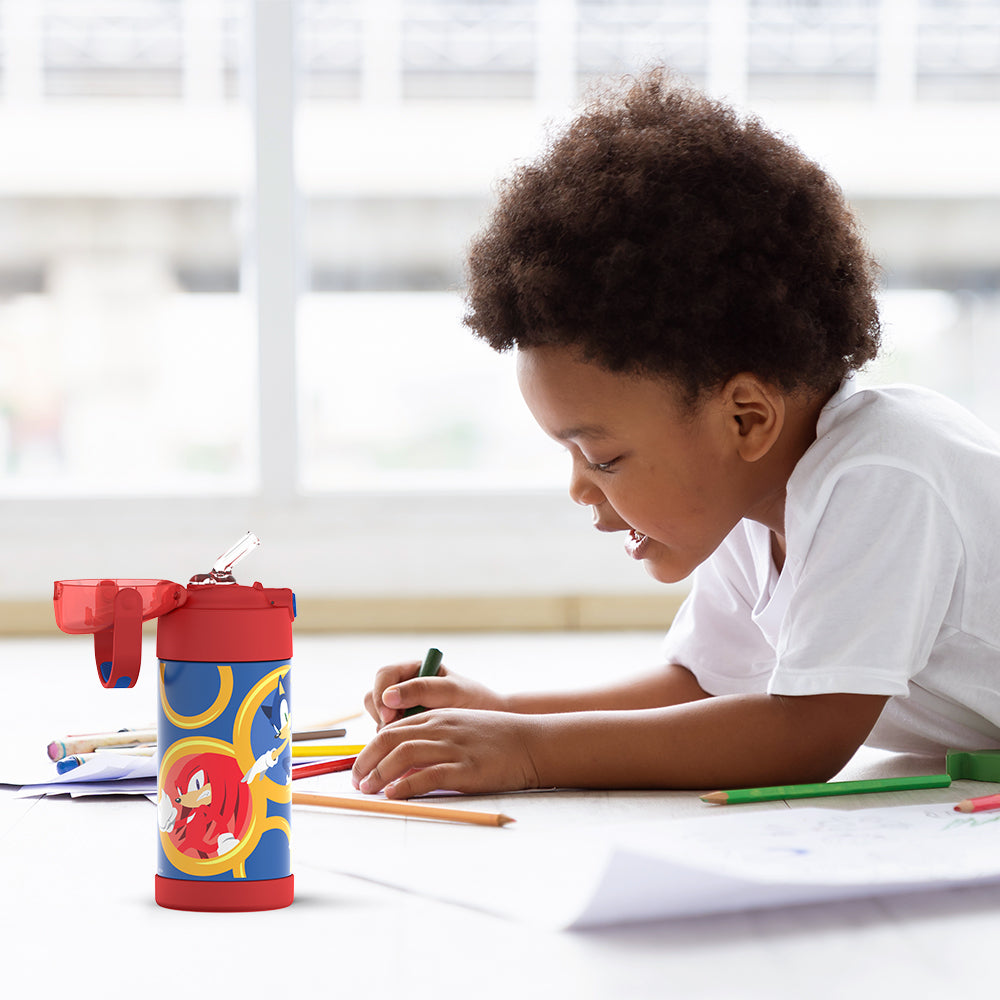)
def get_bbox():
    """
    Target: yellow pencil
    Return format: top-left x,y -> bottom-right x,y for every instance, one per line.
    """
292,791 -> 514,827
290,744 -> 366,758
